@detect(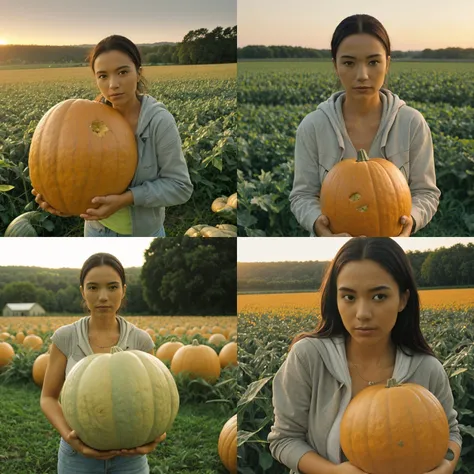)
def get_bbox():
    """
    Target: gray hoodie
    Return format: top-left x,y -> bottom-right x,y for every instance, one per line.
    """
268,336 -> 462,474
289,89 -> 441,236
50,315 -> 155,378
124,95 -> 193,236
